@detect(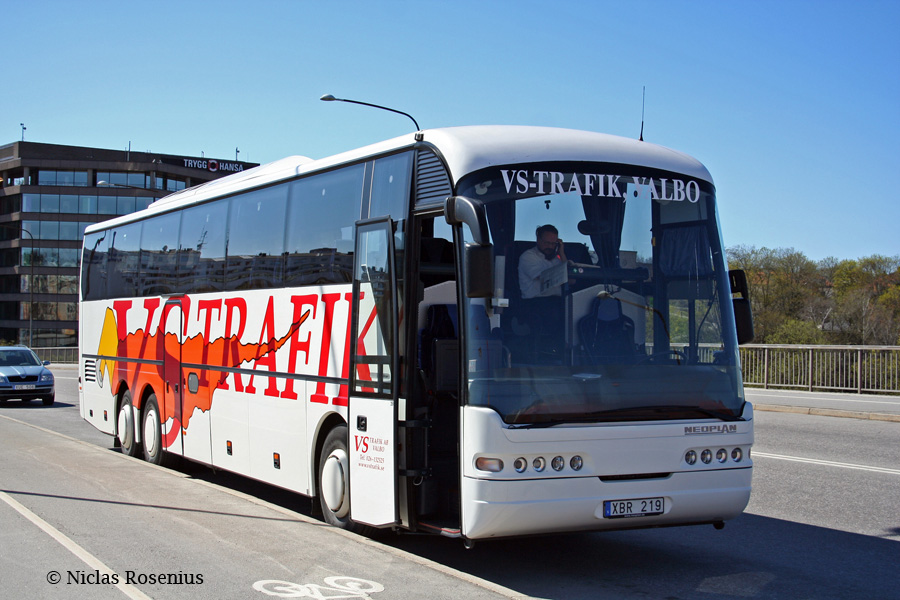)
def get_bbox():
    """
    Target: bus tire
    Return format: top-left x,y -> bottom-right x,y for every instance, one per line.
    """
141,394 -> 173,466
116,390 -> 140,457
317,425 -> 372,535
